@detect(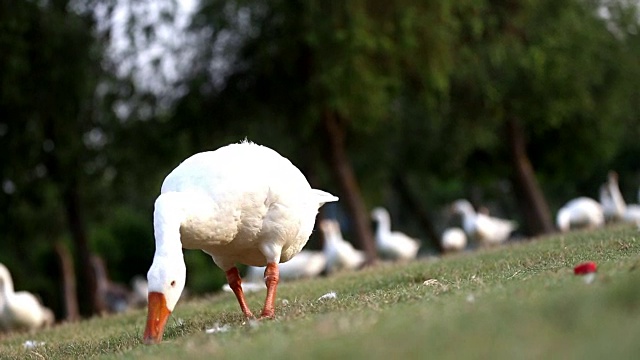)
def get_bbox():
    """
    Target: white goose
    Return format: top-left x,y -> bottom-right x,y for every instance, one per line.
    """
600,171 -> 640,225
440,227 -> 467,253
319,219 -> 366,273
370,207 -> 421,261
555,197 -> 604,232
143,141 -> 338,344
450,199 -> 516,246
0,263 -> 54,333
